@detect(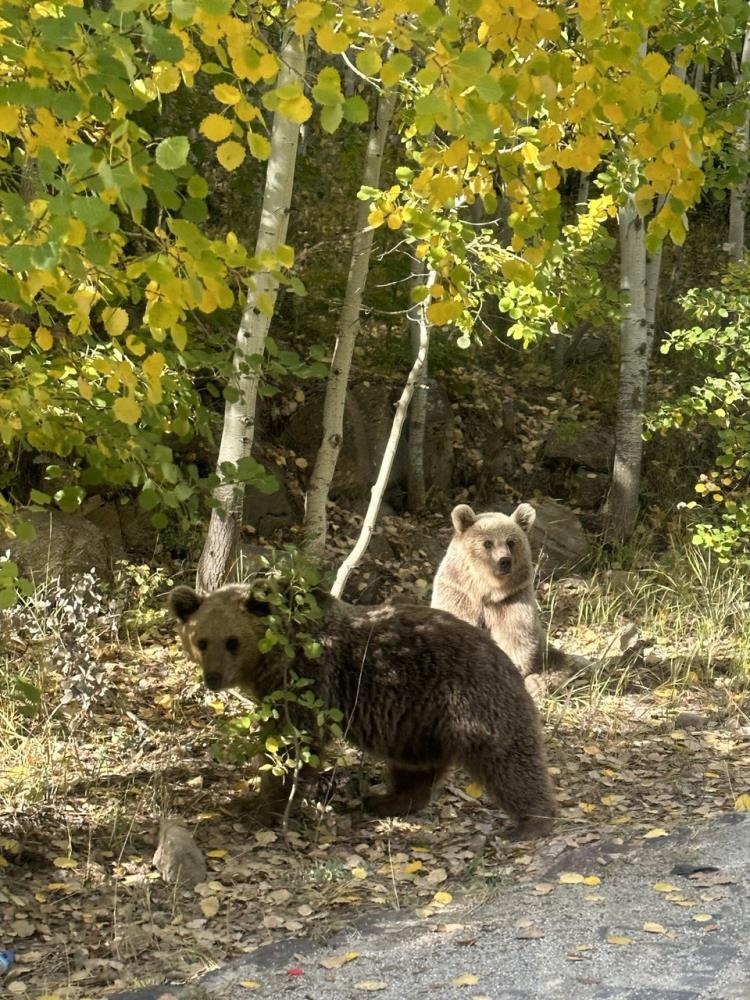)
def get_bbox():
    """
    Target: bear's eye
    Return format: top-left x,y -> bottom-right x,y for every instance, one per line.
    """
226,636 -> 239,653
197,638 -> 208,652
483,539 -> 493,550
507,538 -> 515,550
